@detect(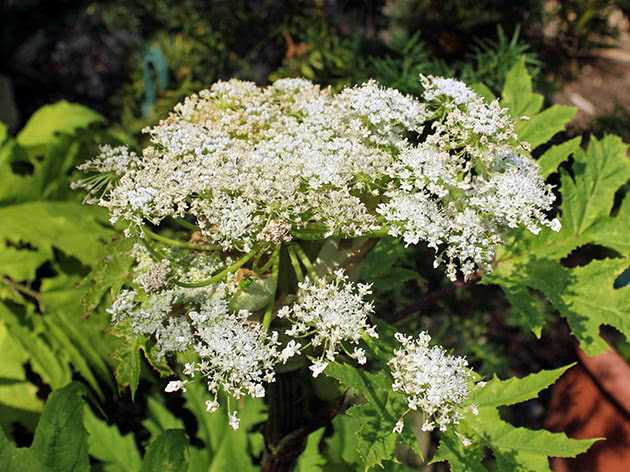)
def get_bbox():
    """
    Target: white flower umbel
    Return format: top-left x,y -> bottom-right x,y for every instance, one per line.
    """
107,283 -> 296,430
79,74 -> 559,289
278,270 -> 377,377
389,332 -> 471,433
